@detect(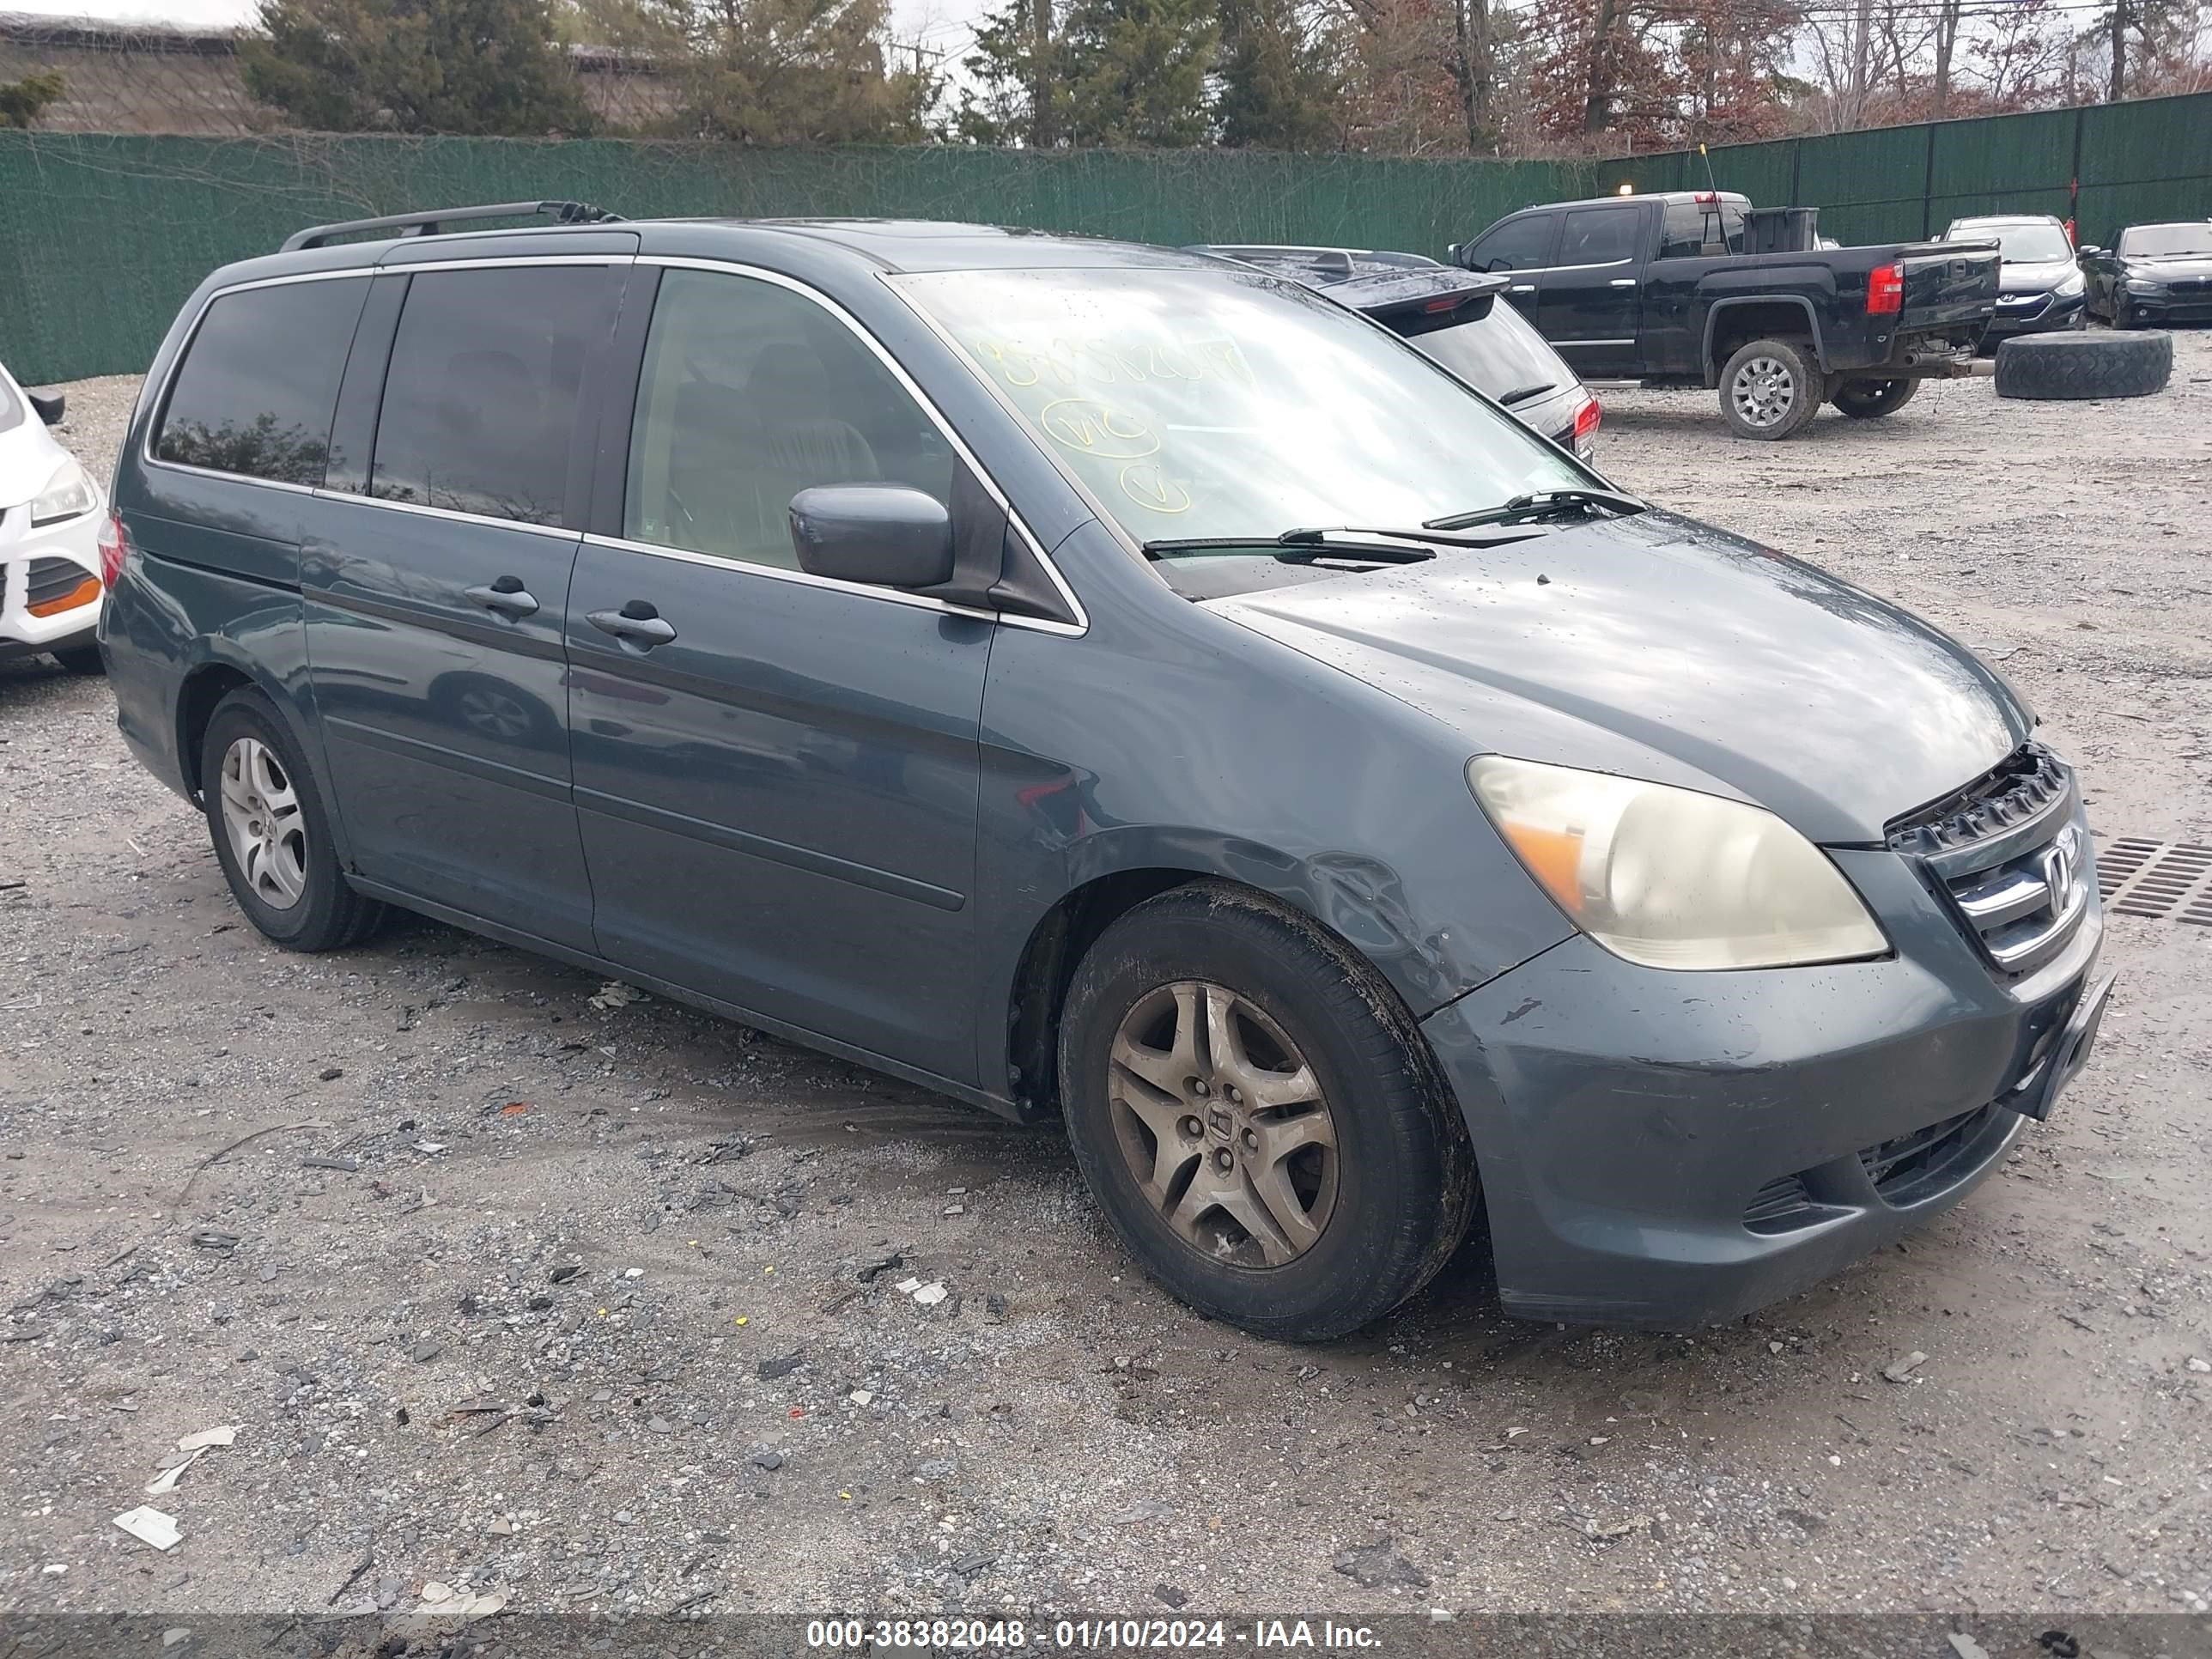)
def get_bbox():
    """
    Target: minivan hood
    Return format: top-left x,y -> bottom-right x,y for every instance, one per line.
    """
1210,511 -> 2028,843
